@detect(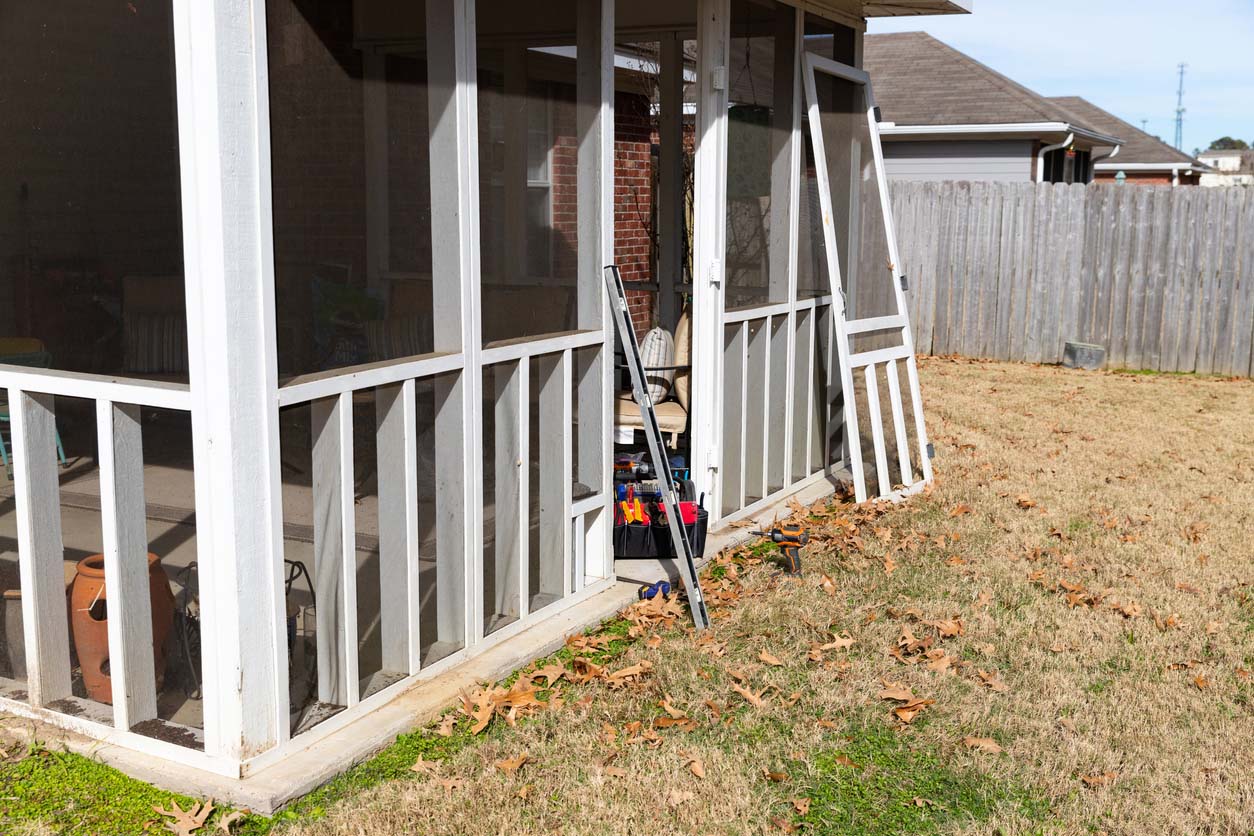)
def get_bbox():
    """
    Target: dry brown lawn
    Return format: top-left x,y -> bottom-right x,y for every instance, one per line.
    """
286,358 -> 1254,836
